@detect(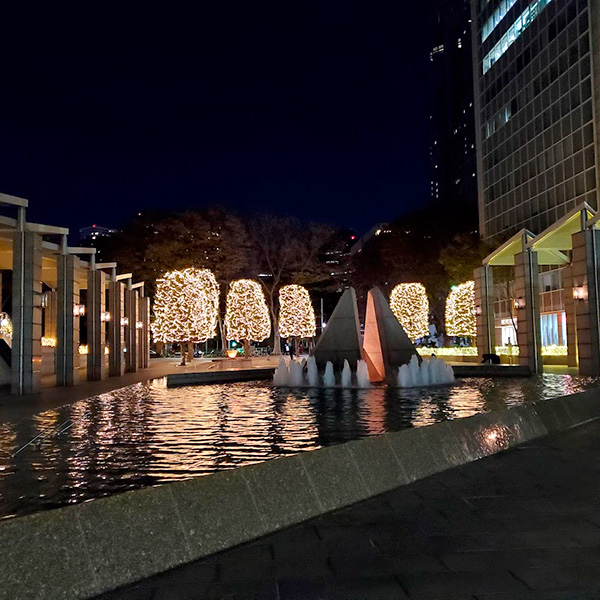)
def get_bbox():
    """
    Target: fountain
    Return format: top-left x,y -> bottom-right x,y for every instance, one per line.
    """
397,355 -> 454,388
356,359 -> 371,389
307,357 -> 319,387
323,362 -> 336,387
273,286 -> 455,390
